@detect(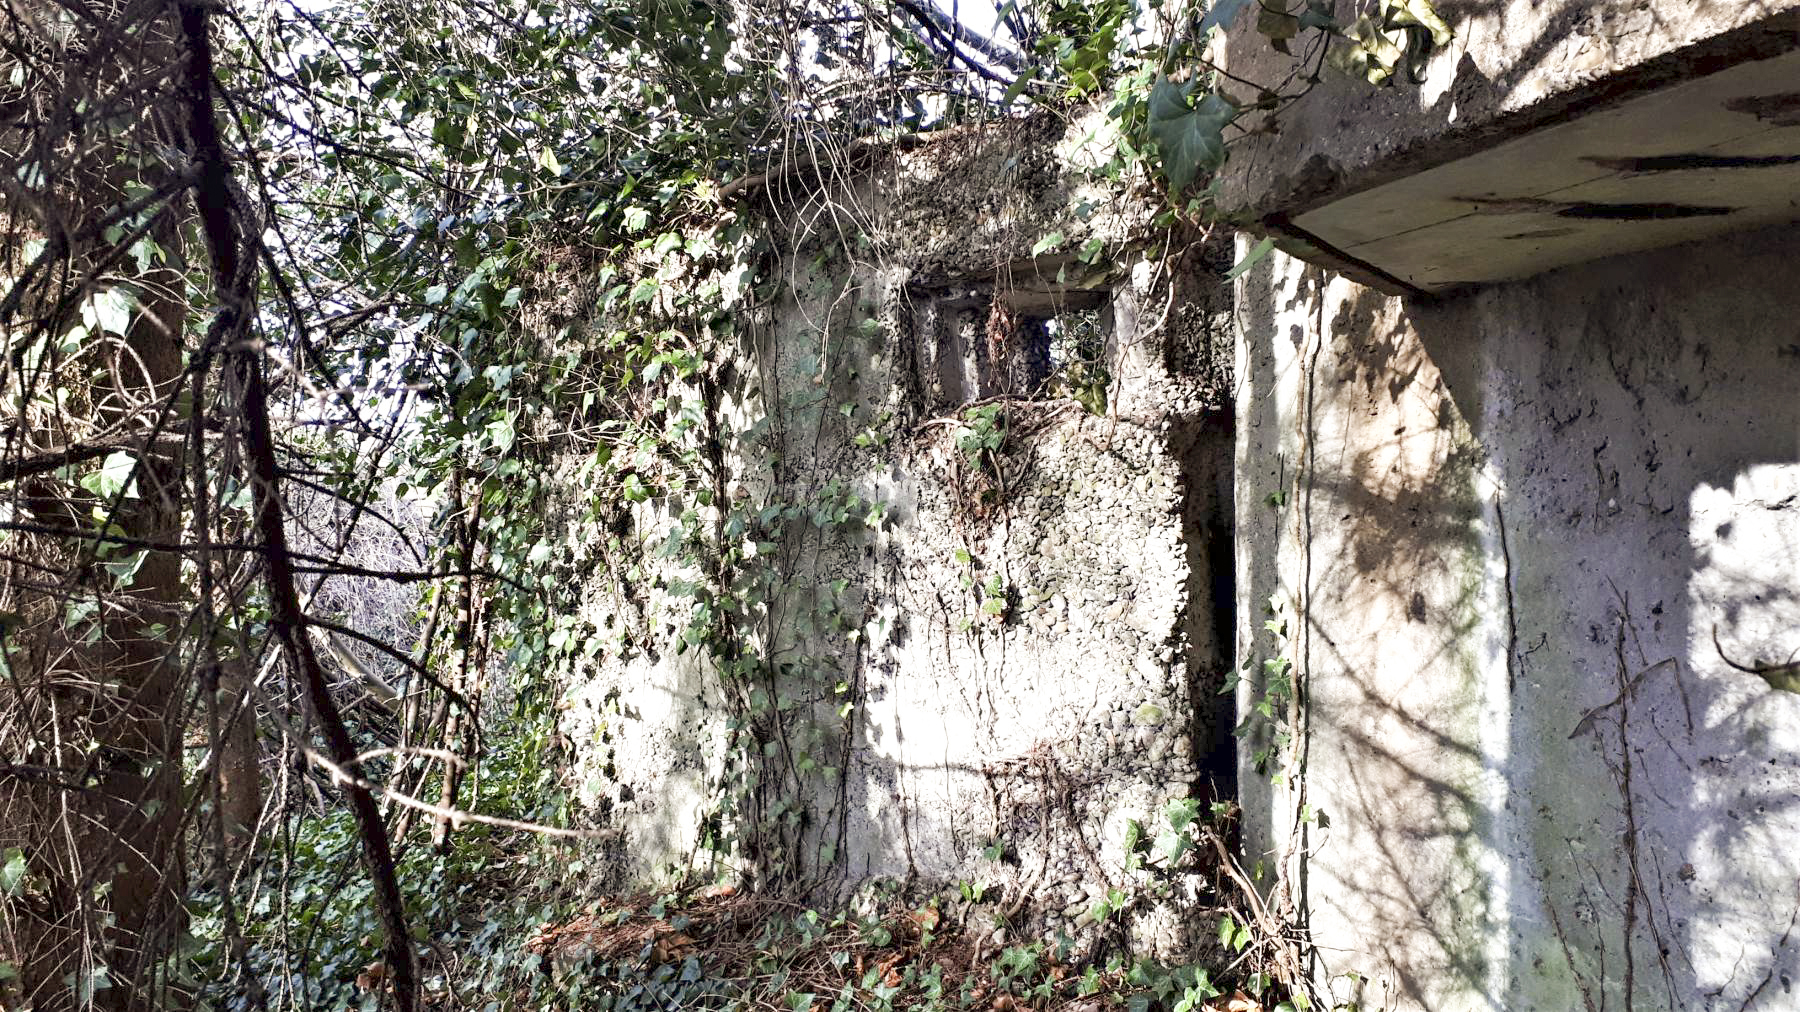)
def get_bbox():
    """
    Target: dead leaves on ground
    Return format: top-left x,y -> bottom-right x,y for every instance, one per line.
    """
521,889 -> 1284,1011
525,907 -> 700,967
